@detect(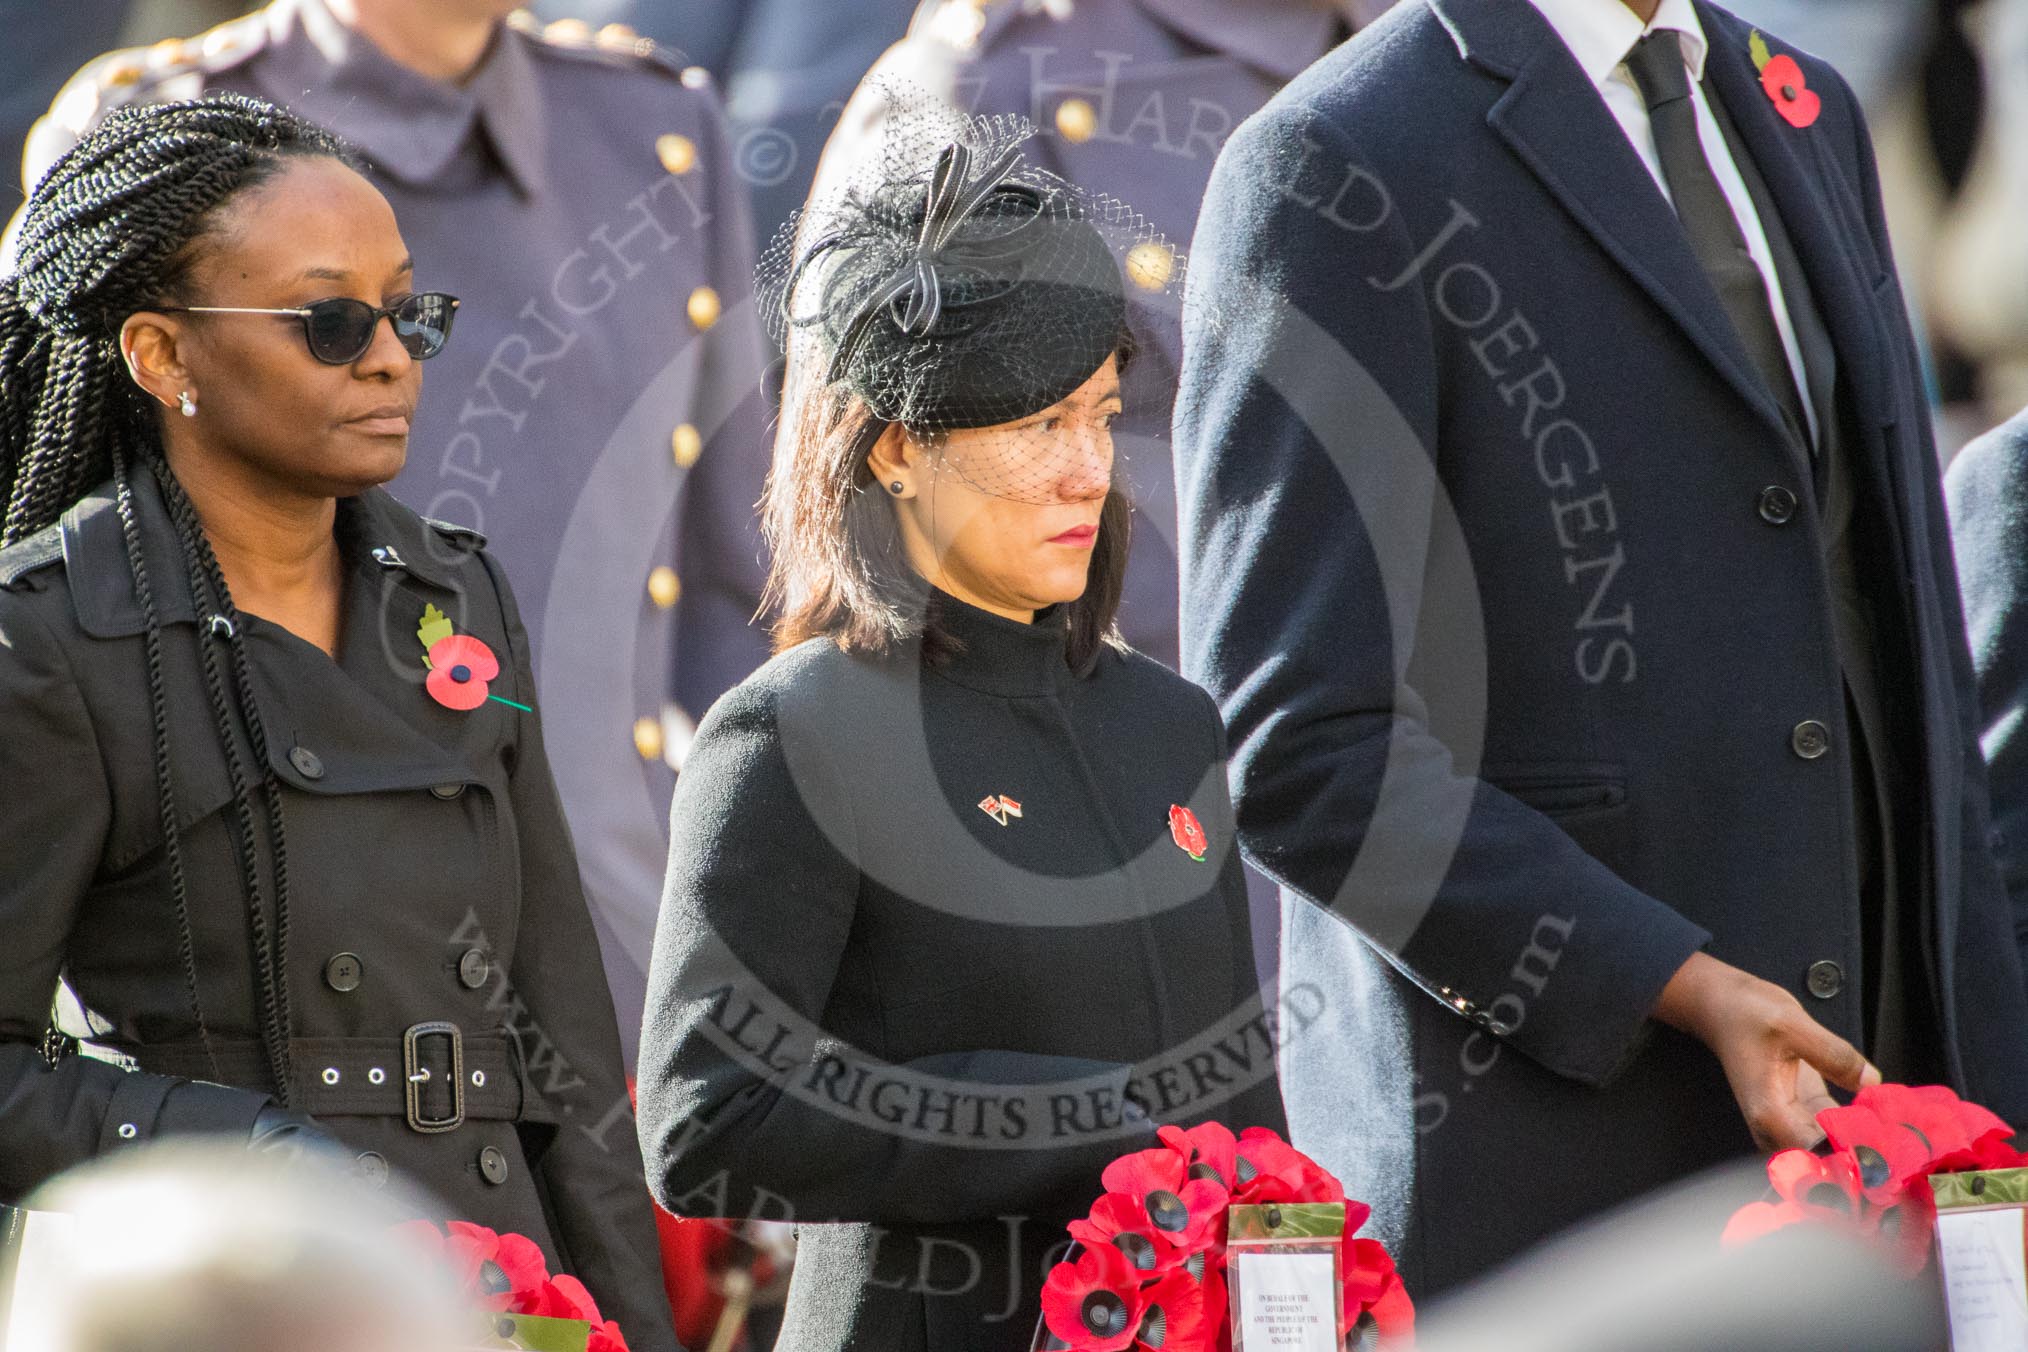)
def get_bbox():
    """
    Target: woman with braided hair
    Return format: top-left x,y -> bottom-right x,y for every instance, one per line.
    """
0,94 -> 677,1348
